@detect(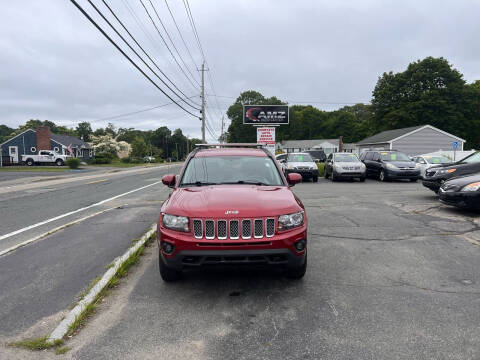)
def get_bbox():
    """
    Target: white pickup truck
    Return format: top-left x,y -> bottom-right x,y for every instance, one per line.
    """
22,150 -> 69,166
